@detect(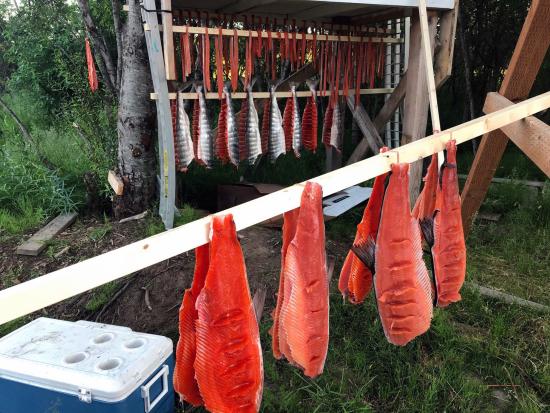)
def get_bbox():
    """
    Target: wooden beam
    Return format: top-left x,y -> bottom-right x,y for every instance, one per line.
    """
434,0 -> 459,87
108,170 -> 124,195
461,0 -> 550,236
402,14 -> 437,203
1,91 -> 550,324
16,213 -> 78,256
345,94 -> 385,163
484,92 -> 550,178
161,0 -> 176,80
